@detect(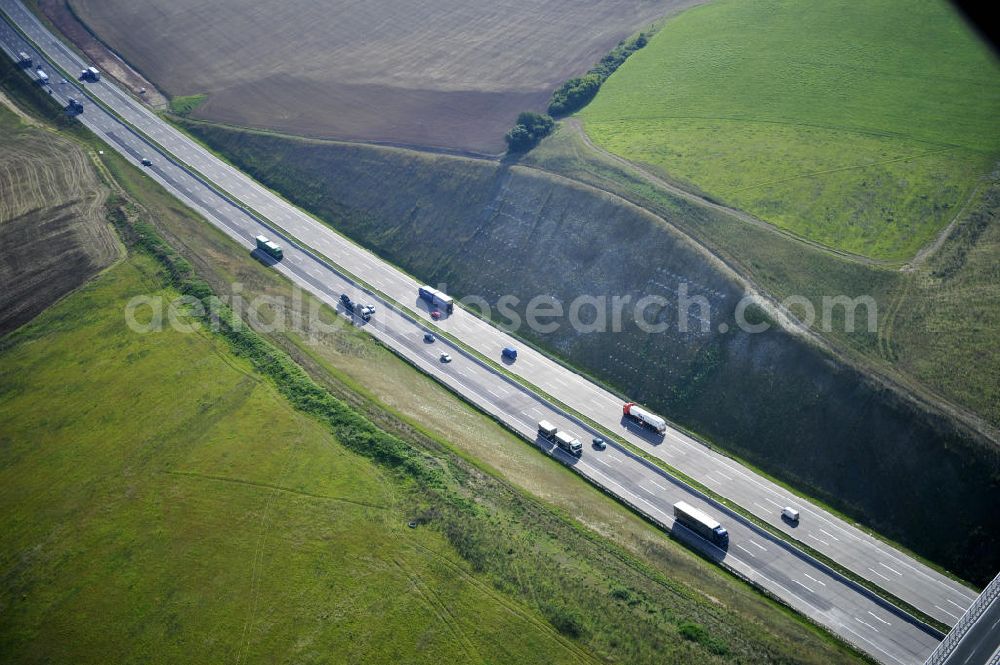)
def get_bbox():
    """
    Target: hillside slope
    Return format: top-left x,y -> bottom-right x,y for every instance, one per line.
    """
579,0 -> 1000,260
181,123 -> 1000,584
